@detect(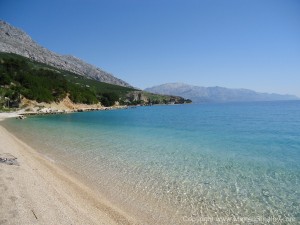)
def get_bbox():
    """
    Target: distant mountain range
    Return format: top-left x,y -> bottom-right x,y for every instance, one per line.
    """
0,20 -> 130,87
145,83 -> 299,103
